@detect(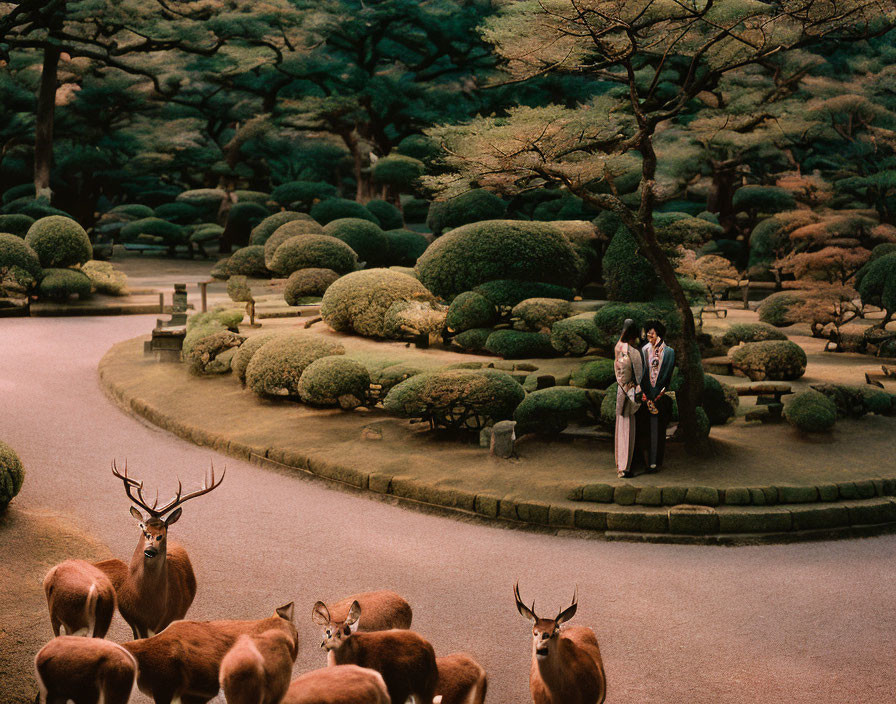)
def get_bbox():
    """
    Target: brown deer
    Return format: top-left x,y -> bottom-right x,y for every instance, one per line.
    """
93,460 -> 224,638
122,602 -> 296,704
281,665 -> 390,704
514,583 -> 606,704
315,600 -> 438,704
34,635 -> 137,704
435,652 -> 488,704
42,559 -> 116,638
220,627 -> 300,704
